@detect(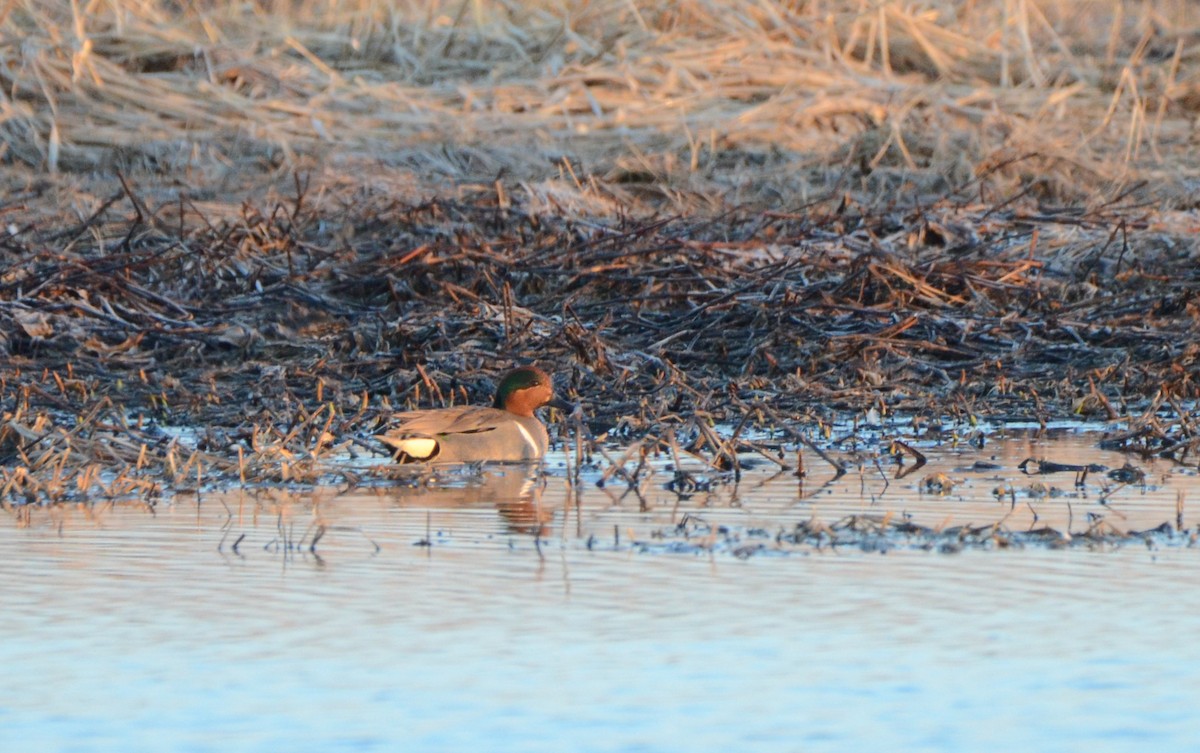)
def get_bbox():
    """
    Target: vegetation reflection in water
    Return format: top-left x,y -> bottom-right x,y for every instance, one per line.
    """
12,428 -> 1187,562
